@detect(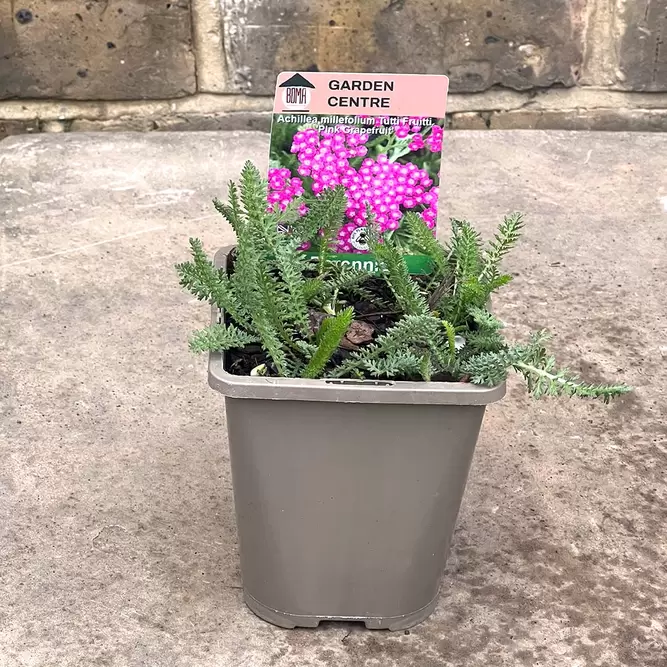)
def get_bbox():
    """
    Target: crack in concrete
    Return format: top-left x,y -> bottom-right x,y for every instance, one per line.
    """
0,226 -> 167,270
